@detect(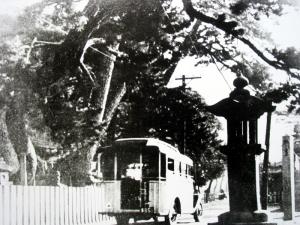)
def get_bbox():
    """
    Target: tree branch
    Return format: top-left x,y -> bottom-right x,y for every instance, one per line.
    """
181,0 -> 300,79
107,46 -> 126,58
90,47 -> 116,61
25,37 -> 37,64
80,38 -> 108,83
35,40 -> 63,46
97,41 -> 120,123
24,38 -> 63,65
